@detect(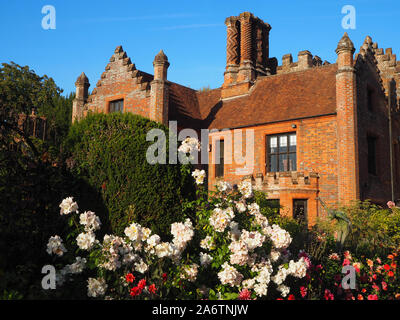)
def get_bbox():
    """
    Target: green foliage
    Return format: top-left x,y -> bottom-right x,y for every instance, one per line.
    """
339,201 -> 400,257
63,112 -> 195,237
0,62 -> 73,148
0,138 -> 106,299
